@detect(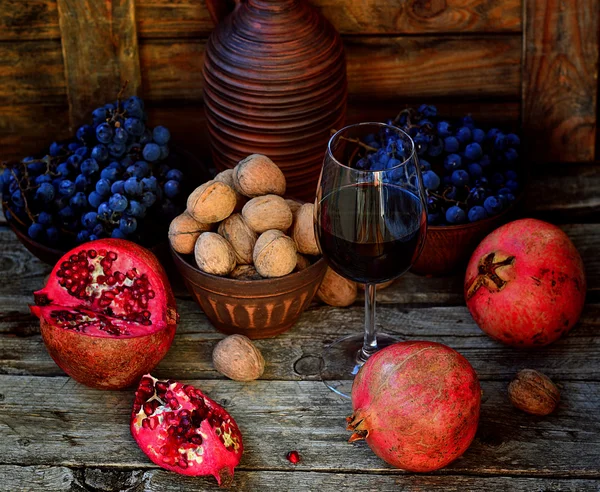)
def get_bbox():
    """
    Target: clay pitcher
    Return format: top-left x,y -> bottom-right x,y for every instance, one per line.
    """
203,0 -> 348,201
